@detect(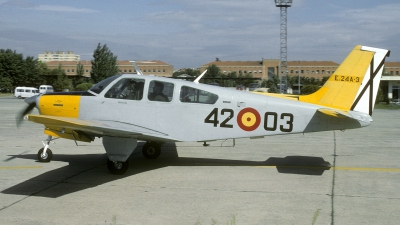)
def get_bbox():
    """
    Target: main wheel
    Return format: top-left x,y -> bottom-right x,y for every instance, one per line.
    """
37,148 -> 53,162
107,159 -> 129,175
142,142 -> 161,159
